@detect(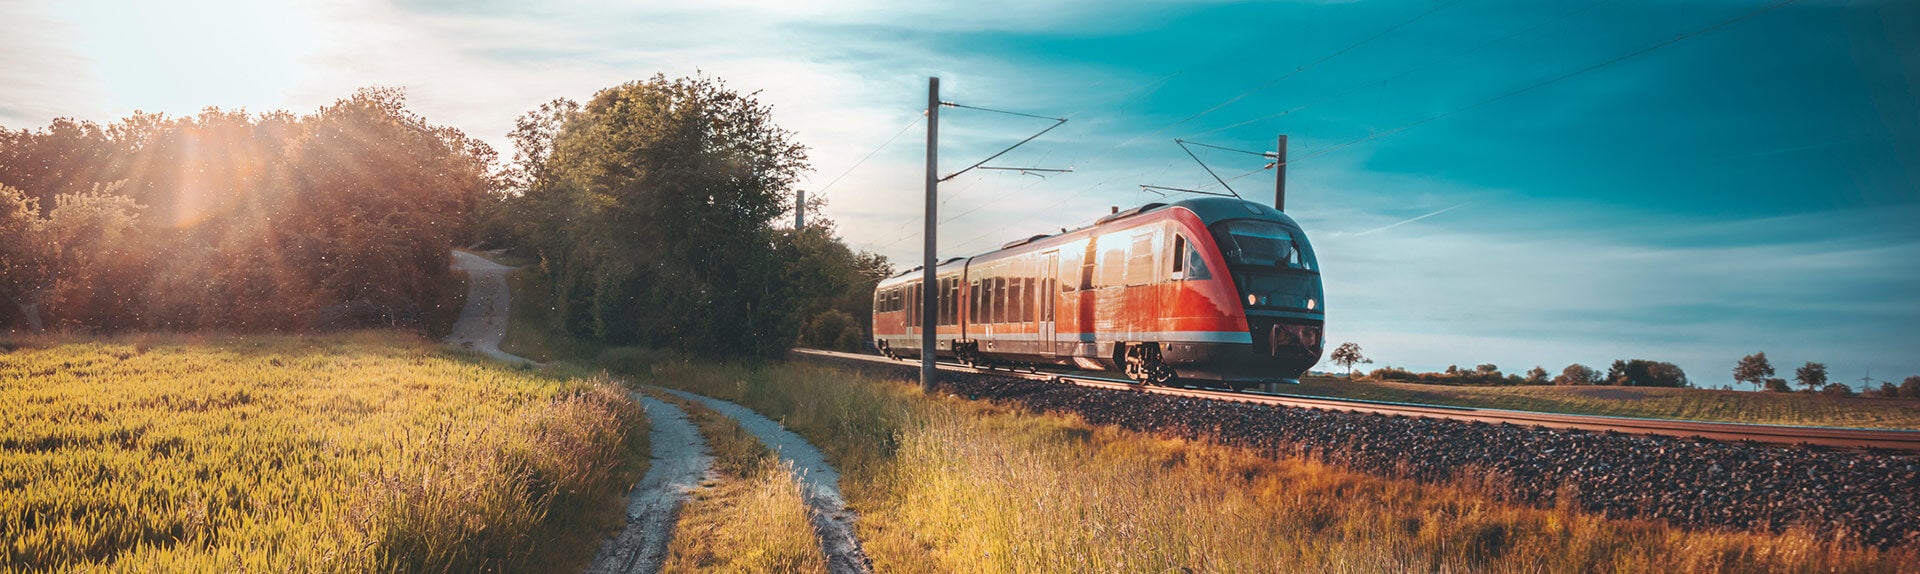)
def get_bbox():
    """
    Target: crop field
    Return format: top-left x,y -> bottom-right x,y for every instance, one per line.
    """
1284,376 -> 1920,429
0,332 -> 645,572
610,358 -> 1914,573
